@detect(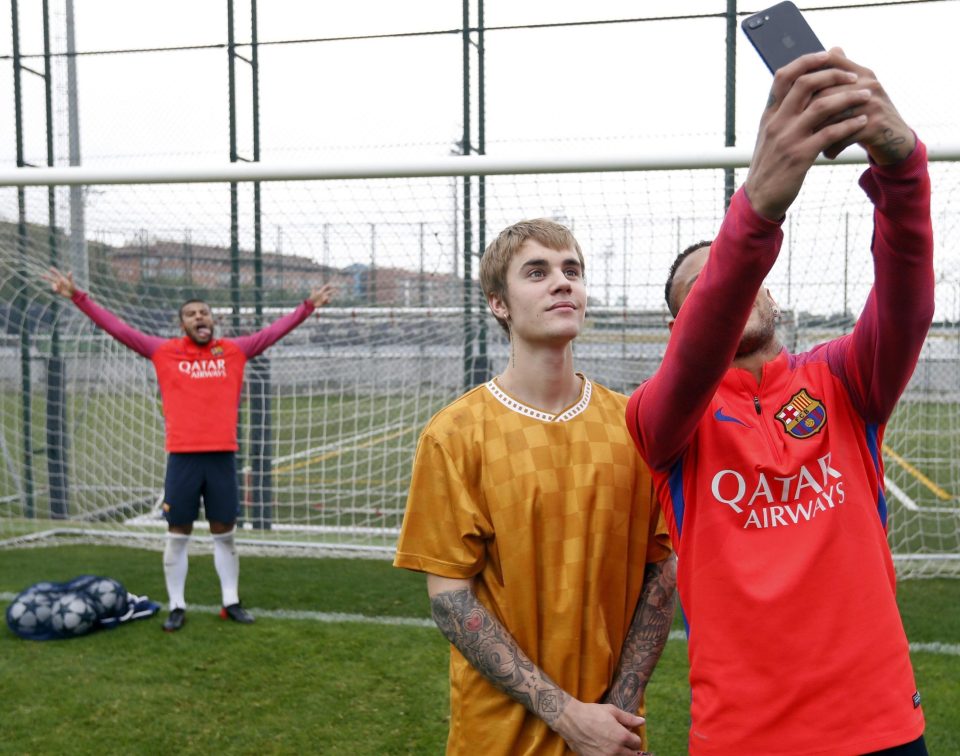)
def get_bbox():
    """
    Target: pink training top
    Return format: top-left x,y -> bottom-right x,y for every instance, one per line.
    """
73,293 -> 315,452
627,143 -> 933,755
